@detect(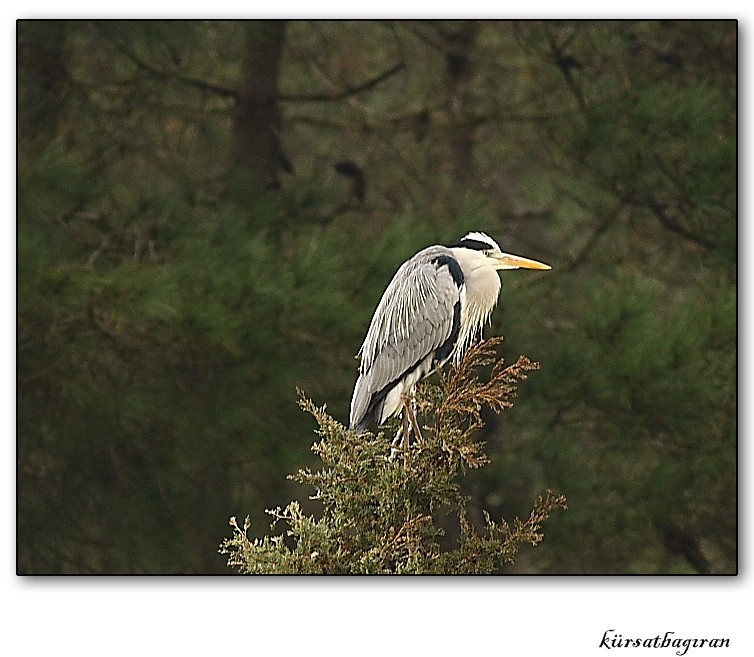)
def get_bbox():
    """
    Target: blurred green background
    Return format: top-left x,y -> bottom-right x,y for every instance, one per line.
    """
17,20 -> 736,574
